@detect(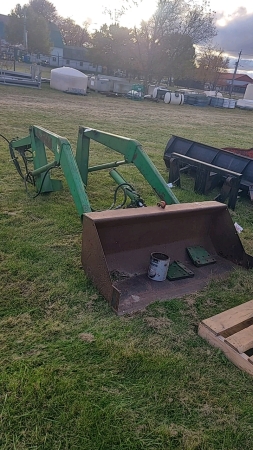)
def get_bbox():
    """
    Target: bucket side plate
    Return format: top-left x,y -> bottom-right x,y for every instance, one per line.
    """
82,201 -> 253,314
